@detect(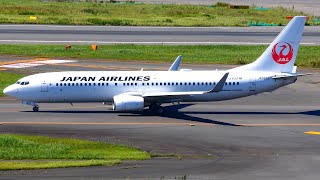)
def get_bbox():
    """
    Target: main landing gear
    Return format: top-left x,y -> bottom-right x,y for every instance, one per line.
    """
32,106 -> 39,112
149,103 -> 164,114
22,101 -> 39,112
